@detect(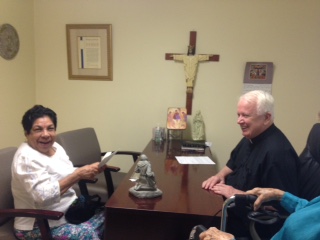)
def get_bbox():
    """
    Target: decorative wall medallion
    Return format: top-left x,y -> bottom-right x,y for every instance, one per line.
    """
0,23 -> 20,60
